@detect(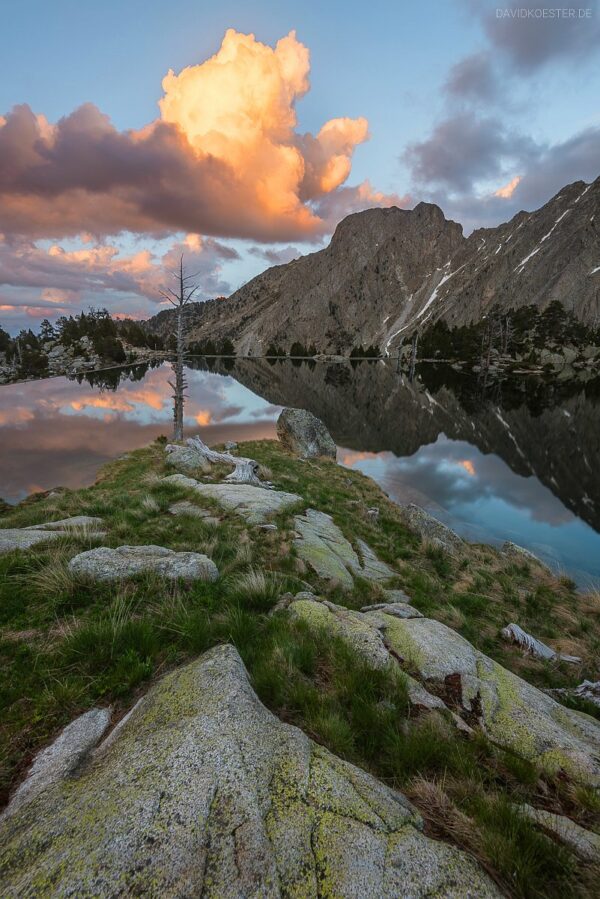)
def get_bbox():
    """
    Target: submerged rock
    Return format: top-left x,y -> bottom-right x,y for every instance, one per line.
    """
400,504 -> 464,555
163,474 -> 302,525
68,545 -> 219,582
276,407 -> 337,459
0,645 -> 500,897
294,508 -> 394,589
